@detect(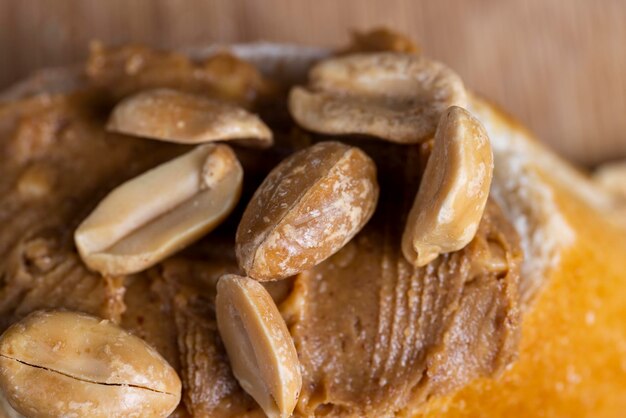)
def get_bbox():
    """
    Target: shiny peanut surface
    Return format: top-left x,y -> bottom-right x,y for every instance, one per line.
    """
75,144 -> 243,276
216,275 -> 301,418
0,310 -> 181,418
402,106 -> 493,266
